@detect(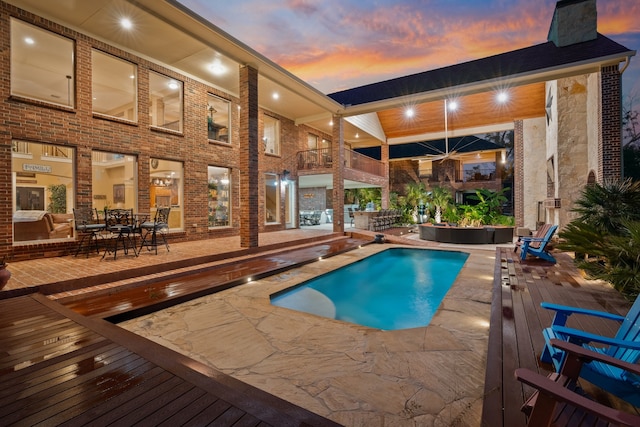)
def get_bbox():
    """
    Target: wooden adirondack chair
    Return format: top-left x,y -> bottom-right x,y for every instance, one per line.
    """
519,224 -> 558,263
517,339 -> 640,427
540,297 -> 640,407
